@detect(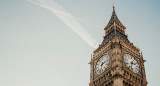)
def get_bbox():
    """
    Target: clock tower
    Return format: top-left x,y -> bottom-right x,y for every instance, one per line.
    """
89,4 -> 148,86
